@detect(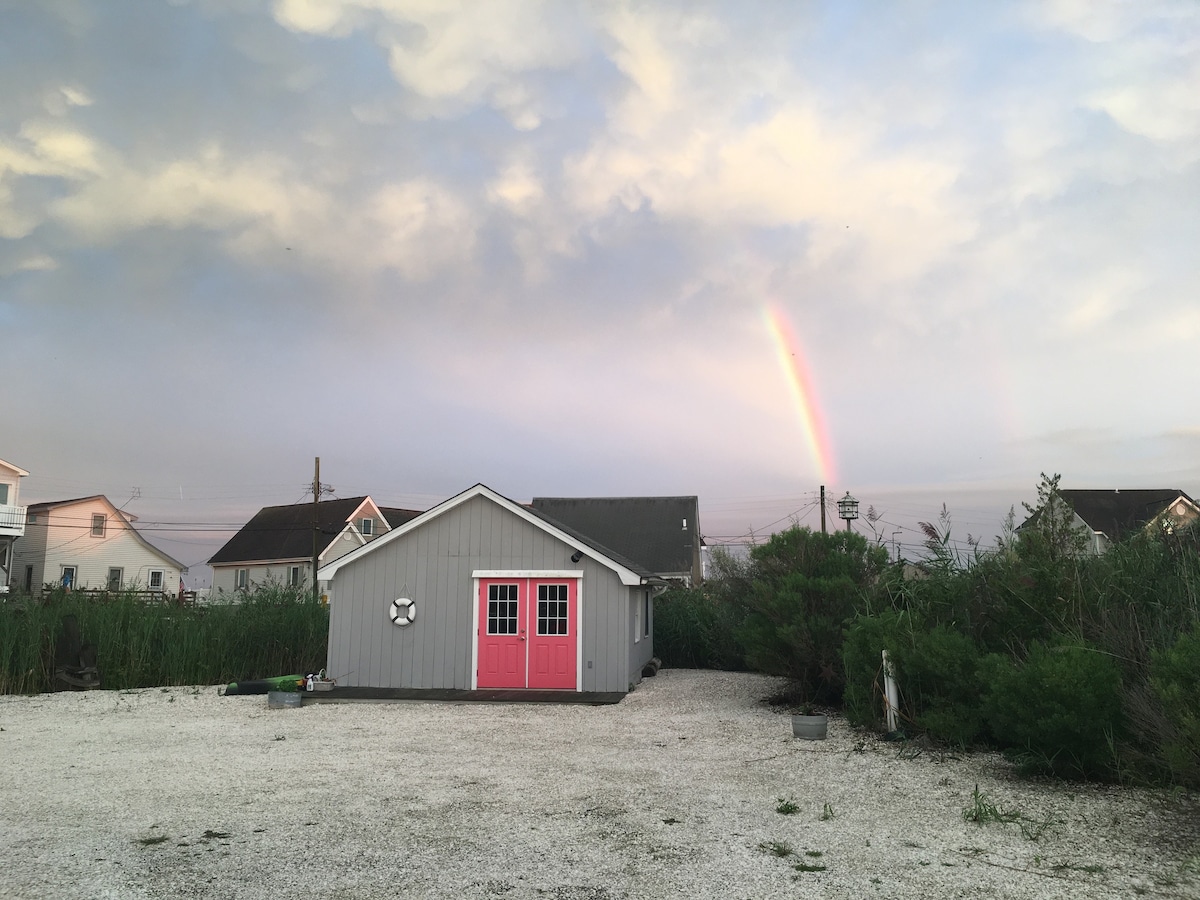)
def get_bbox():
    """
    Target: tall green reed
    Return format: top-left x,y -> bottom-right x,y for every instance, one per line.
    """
0,584 -> 328,693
